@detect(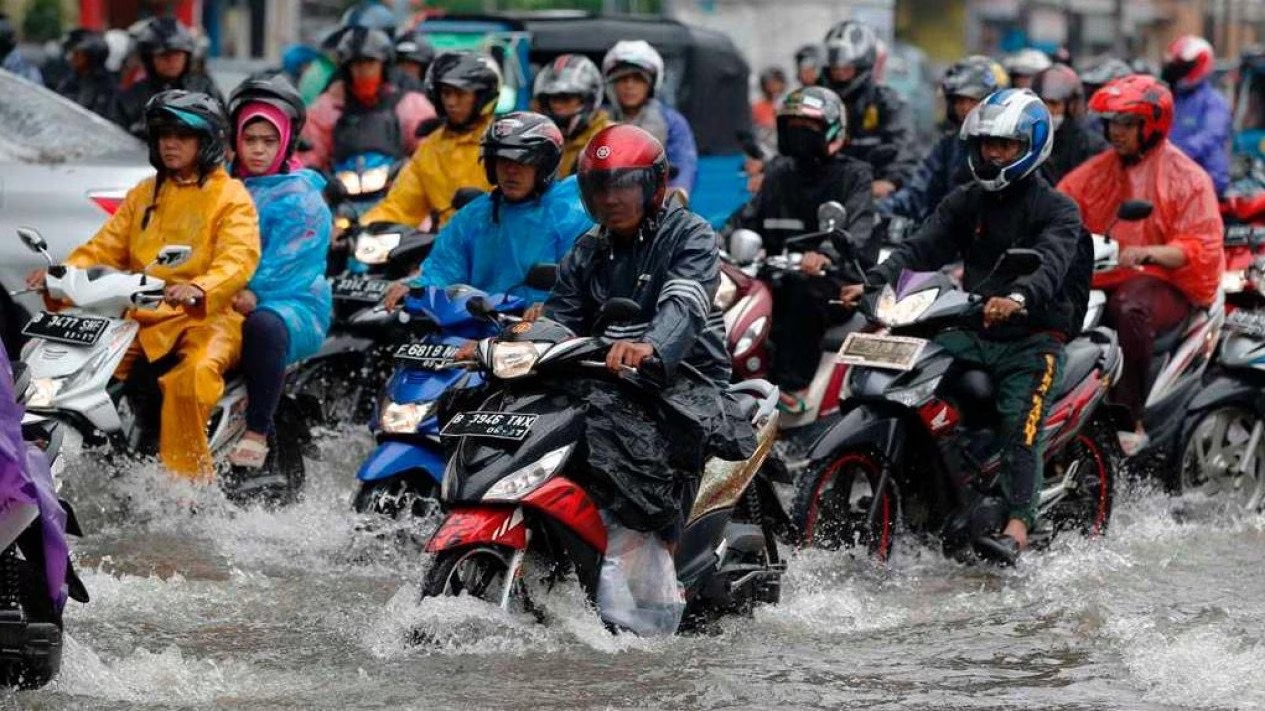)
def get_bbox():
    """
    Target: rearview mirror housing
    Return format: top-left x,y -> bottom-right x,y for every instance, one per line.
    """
728,229 -> 763,266
817,201 -> 848,232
